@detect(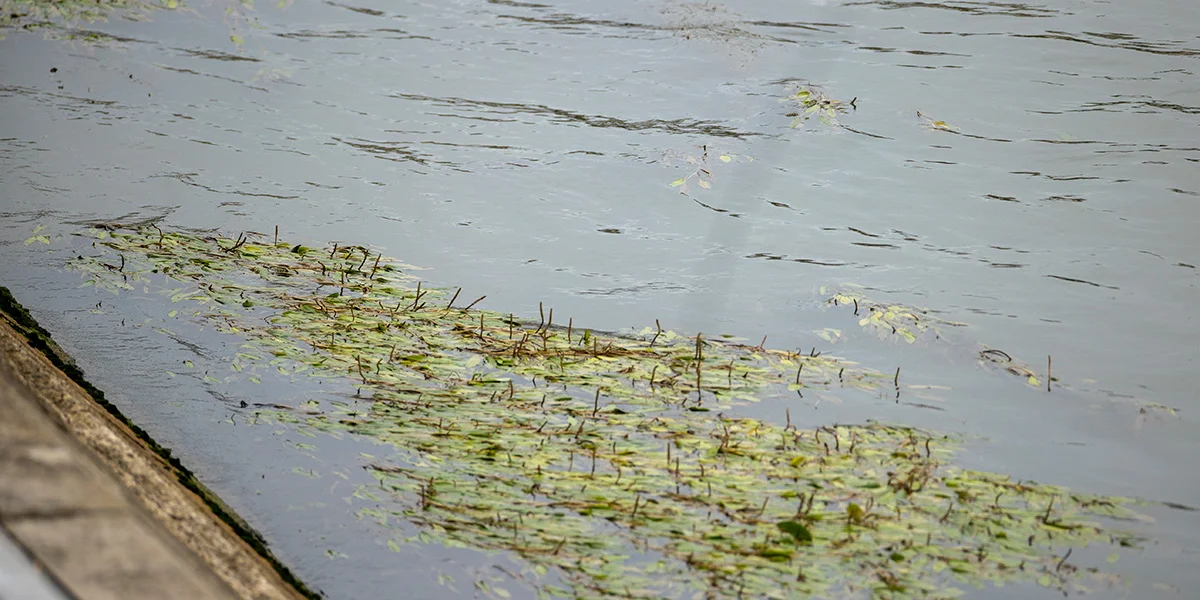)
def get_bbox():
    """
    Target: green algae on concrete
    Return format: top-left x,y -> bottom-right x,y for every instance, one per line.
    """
67,224 -> 1142,598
